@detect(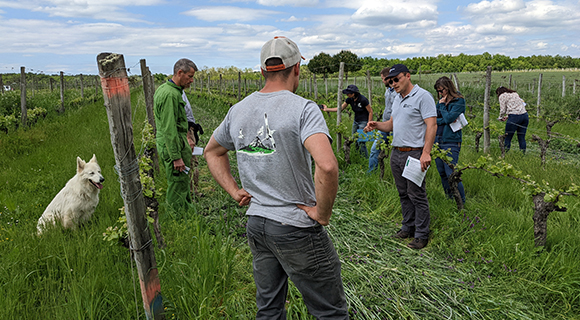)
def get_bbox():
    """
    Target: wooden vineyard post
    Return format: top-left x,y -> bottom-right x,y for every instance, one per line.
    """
0,74 -> 4,94
59,71 -> 65,113
562,75 -> 566,98
140,59 -> 159,173
336,62 -> 345,153
97,53 -> 165,320
536,73 -> 542,118
483,66 -> 492,154
20,67 -> 27,127
313,73 -> 318,100
94,76 -> 99,99
453,73 -> 459,91
237,71 -> 241,101
80,74 -> 84,98
366,70 -> 372,107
